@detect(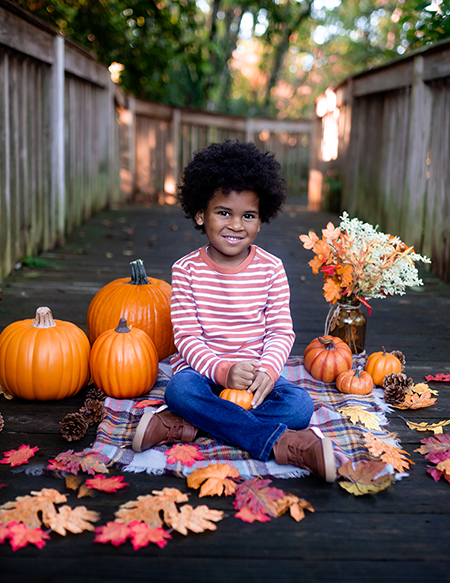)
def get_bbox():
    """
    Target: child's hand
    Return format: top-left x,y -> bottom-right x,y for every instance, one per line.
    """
228,361 -> 259,390
249,371 -> 274,408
